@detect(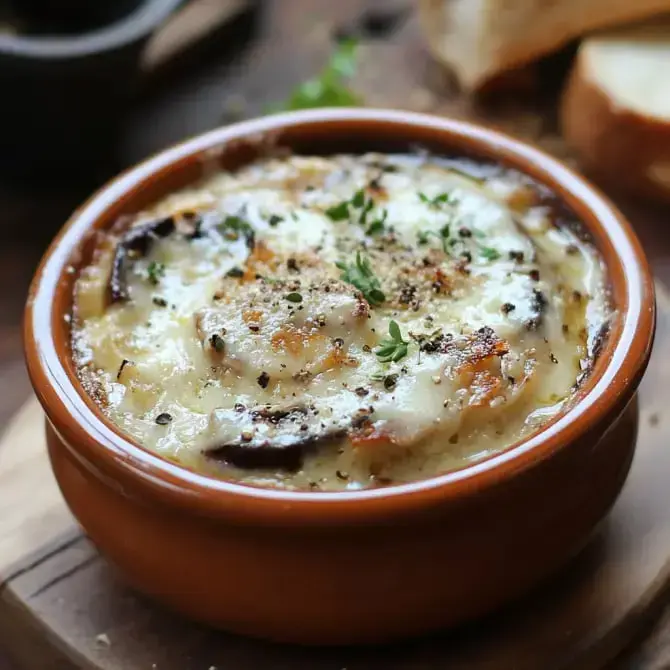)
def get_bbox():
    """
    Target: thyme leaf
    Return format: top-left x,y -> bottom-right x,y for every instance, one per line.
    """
418,191 -> 453,209
325,188 -> 375,225
417,224 -> 453,254
375,320 -> 409,363
479,245 -> 501,261
336,251 -> 386,306
351,189 -> 366,208
366,208 -> 388,236
325,201 -> 351,221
